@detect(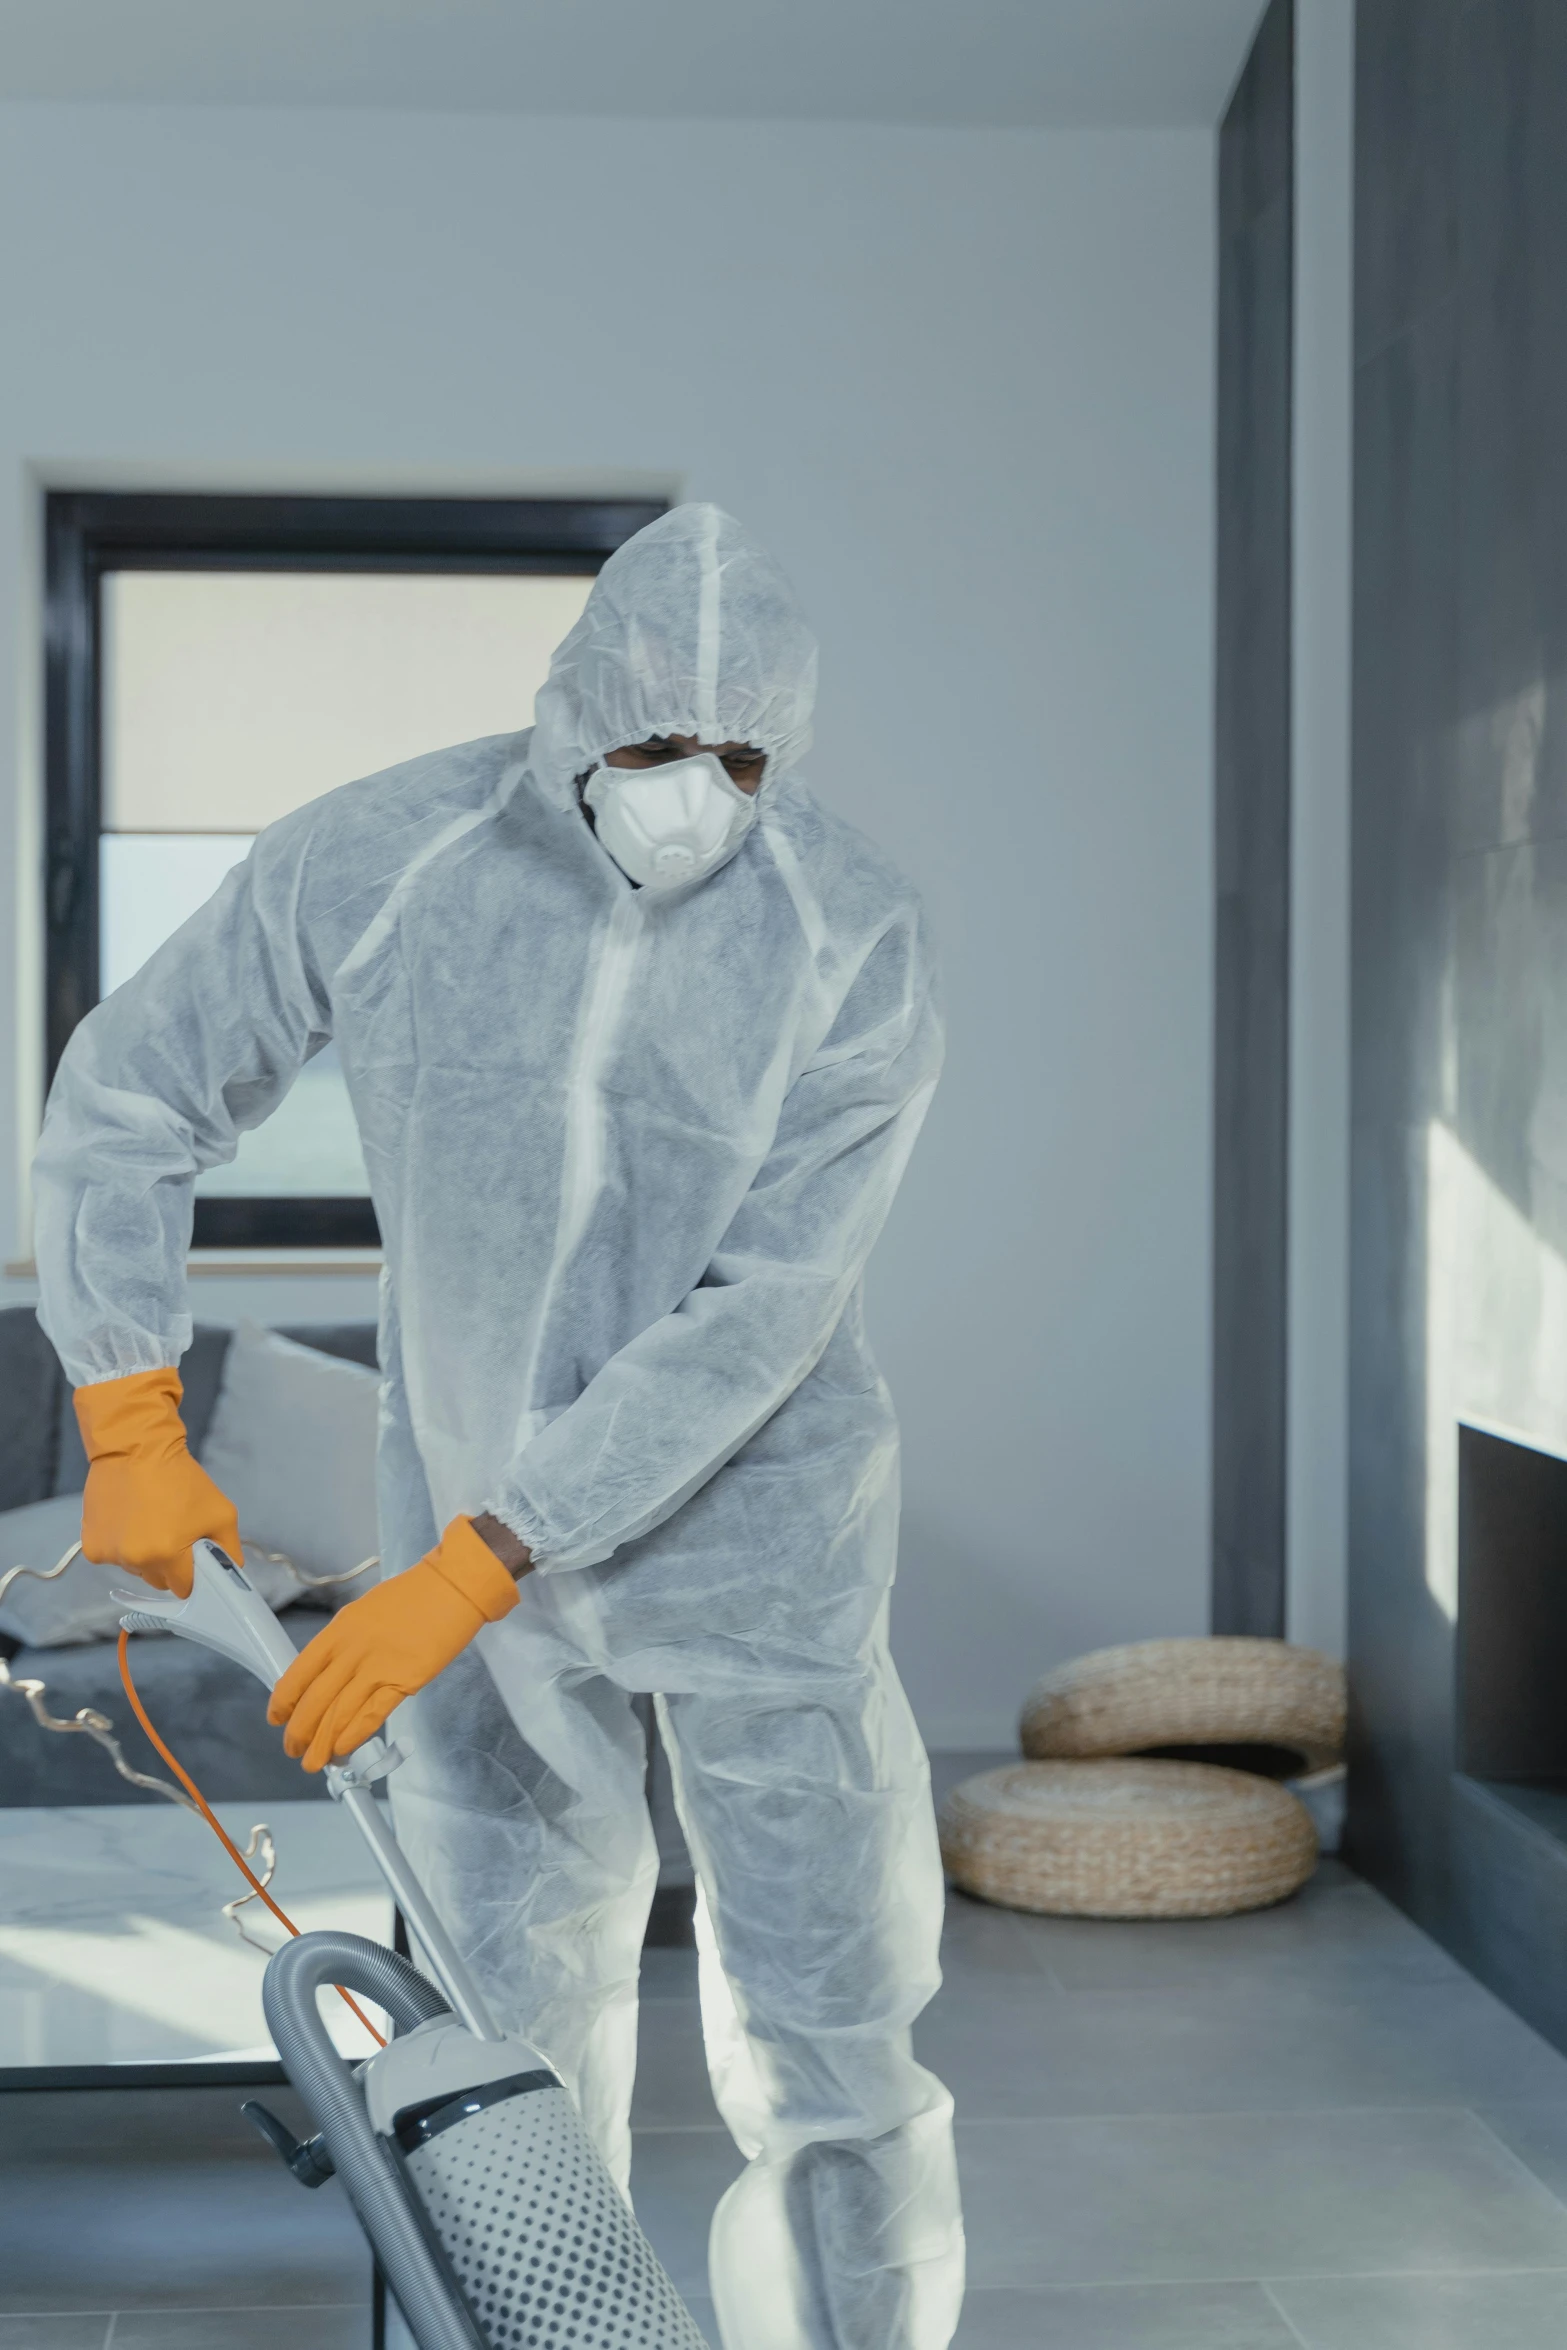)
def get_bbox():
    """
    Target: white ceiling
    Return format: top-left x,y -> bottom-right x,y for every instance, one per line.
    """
0,0 -> 1268,126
